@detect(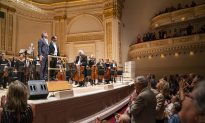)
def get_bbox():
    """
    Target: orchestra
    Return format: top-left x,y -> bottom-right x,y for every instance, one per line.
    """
0,30 -> 122,88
